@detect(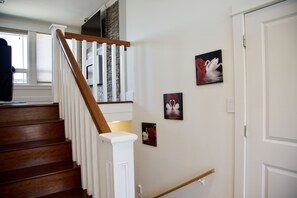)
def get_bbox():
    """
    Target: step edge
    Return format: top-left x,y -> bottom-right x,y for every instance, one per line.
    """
0,163 -> 80,185
0,139 -> 71,153
0,119 -> 64,128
